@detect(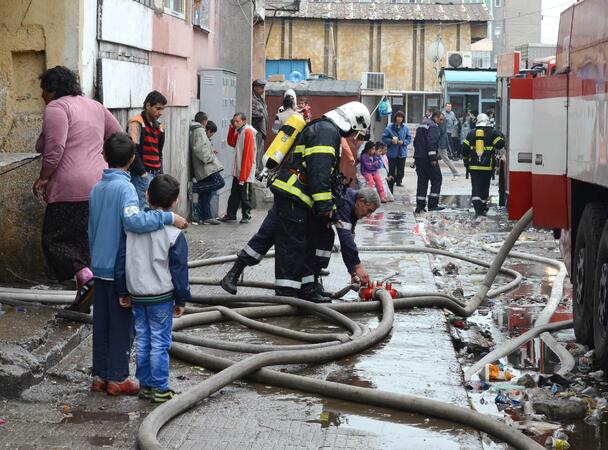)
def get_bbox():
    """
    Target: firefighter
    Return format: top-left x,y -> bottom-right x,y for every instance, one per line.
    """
221,102 -> 371,302
461,113 -> 505,216
221,187 -> 379,299
413,110 -> 444,214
